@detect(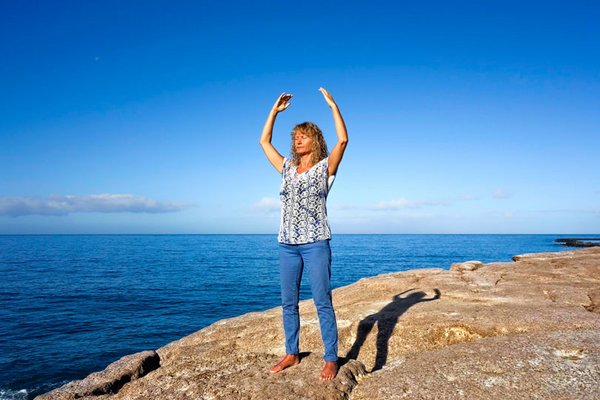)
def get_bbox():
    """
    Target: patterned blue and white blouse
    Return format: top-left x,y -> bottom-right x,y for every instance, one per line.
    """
278,157 -> 336,244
